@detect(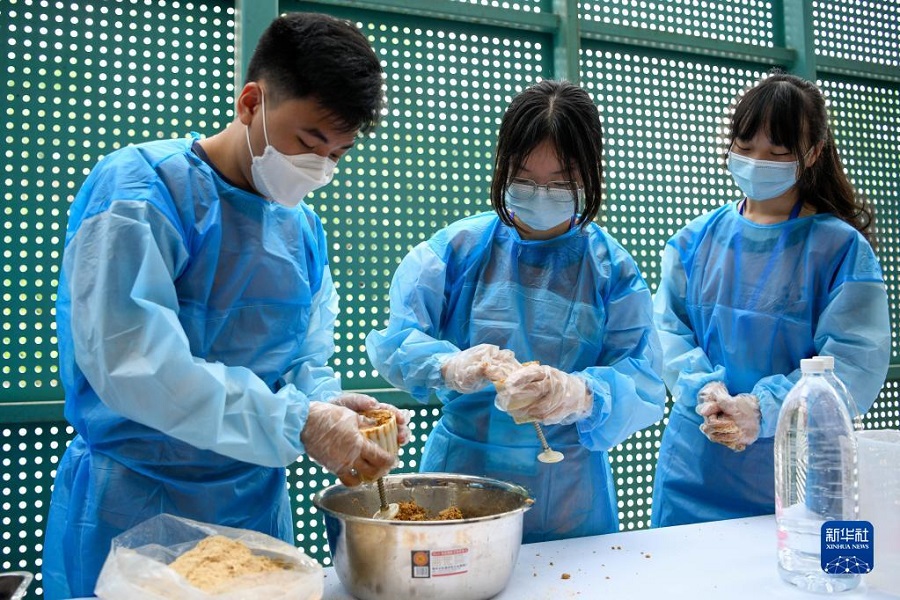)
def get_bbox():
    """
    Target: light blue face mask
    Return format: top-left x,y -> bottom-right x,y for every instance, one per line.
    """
727,151 -> 799,201
505,184 -> 579,231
